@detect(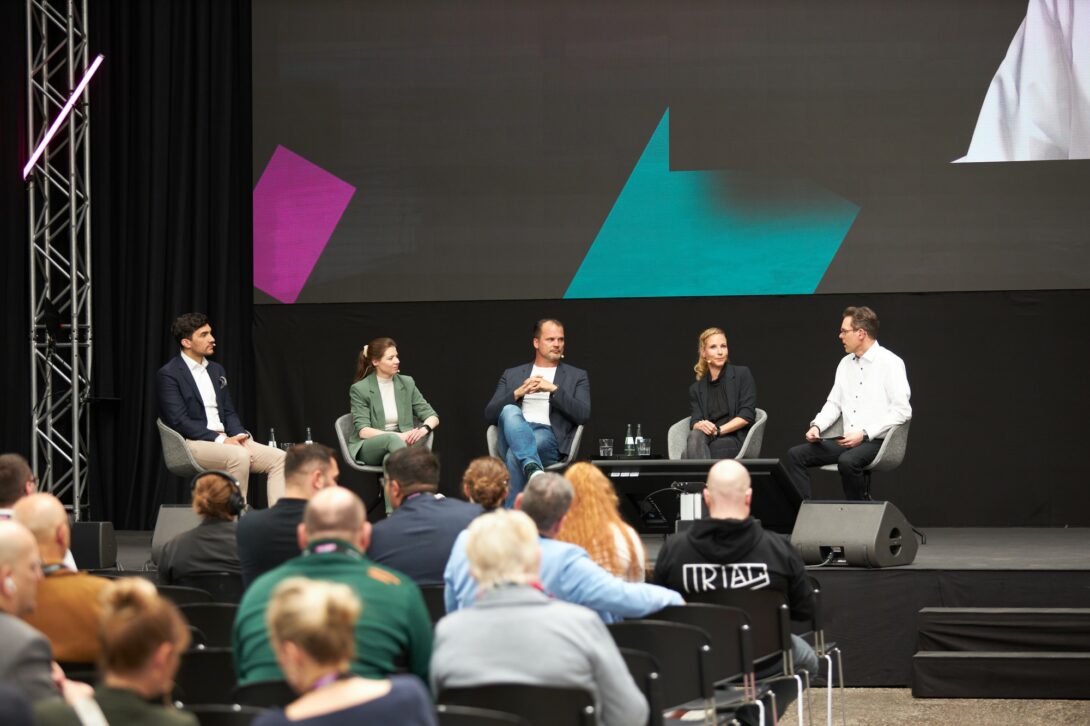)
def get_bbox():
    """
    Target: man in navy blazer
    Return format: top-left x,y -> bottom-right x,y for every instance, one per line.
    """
157,313 -> 285,502
366,447 -> 482,586
485,319 -> 590,507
